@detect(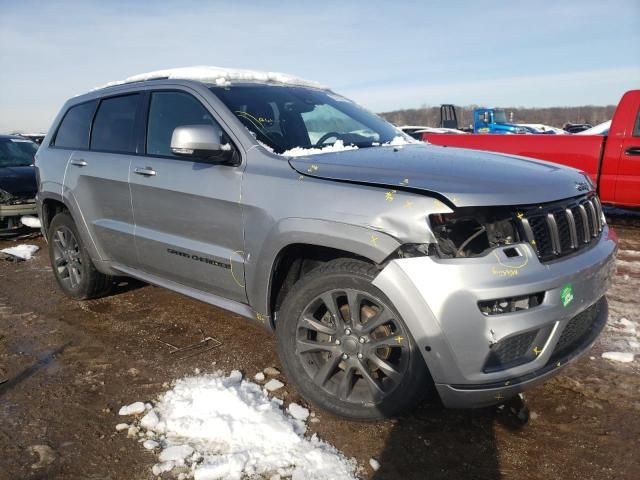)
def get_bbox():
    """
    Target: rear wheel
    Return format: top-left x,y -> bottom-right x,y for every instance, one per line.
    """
277,259 -> 431,420
48,212 -> 113,300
